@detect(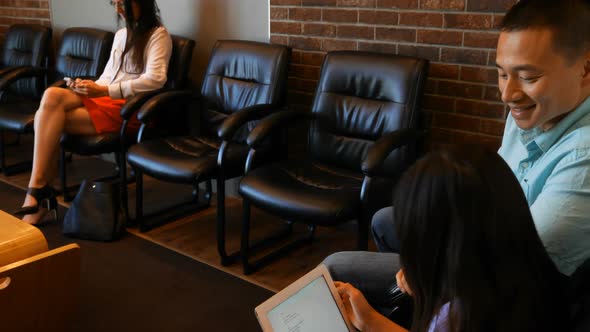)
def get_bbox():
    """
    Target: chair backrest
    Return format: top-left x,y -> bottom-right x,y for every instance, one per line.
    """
56,27 -> 114,80
200,40 -> 290,140
308,51 -> 429,176
165,35 -> 195,90
3,24 -> 52,97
